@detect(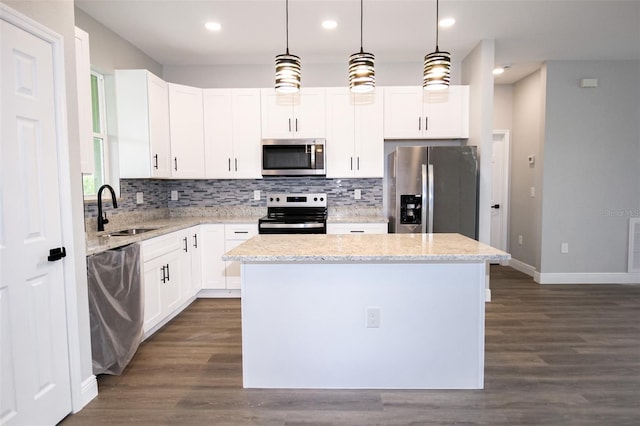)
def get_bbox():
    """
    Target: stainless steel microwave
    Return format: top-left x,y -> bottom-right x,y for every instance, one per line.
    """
261,138 -> 326,176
